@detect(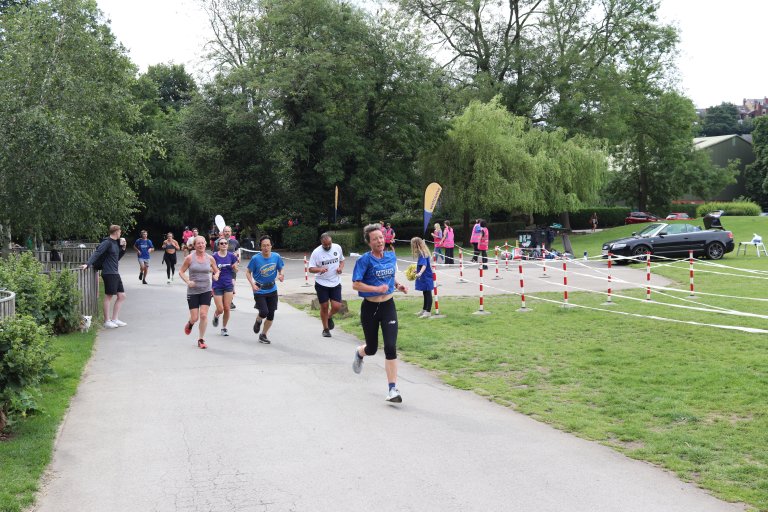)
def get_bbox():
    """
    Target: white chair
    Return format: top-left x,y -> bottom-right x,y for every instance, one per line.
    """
737,234 -> 768,256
